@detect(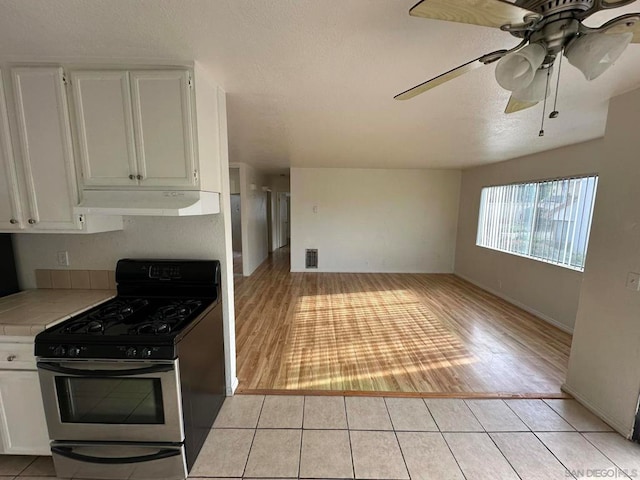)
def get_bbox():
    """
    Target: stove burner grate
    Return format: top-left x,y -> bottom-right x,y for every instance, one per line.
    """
62,299 -> 150,335
128,300 -> 203,336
